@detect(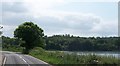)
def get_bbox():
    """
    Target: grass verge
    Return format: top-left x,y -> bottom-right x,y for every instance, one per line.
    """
29,47 -> 120,66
